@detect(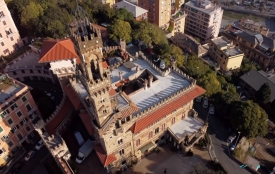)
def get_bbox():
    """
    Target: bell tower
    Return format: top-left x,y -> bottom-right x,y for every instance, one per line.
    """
70,4 -> 113,127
